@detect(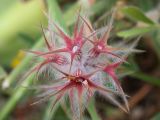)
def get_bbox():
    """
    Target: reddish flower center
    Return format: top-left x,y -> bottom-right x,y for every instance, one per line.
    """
95,40 -> 105,51
72,45 -> 79,53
